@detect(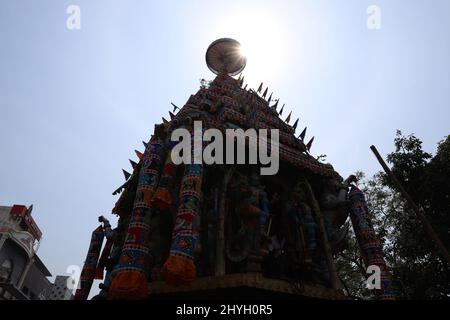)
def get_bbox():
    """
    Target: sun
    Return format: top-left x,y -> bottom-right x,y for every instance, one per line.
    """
238,44 -> 248,63
211,10 -> 287,84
